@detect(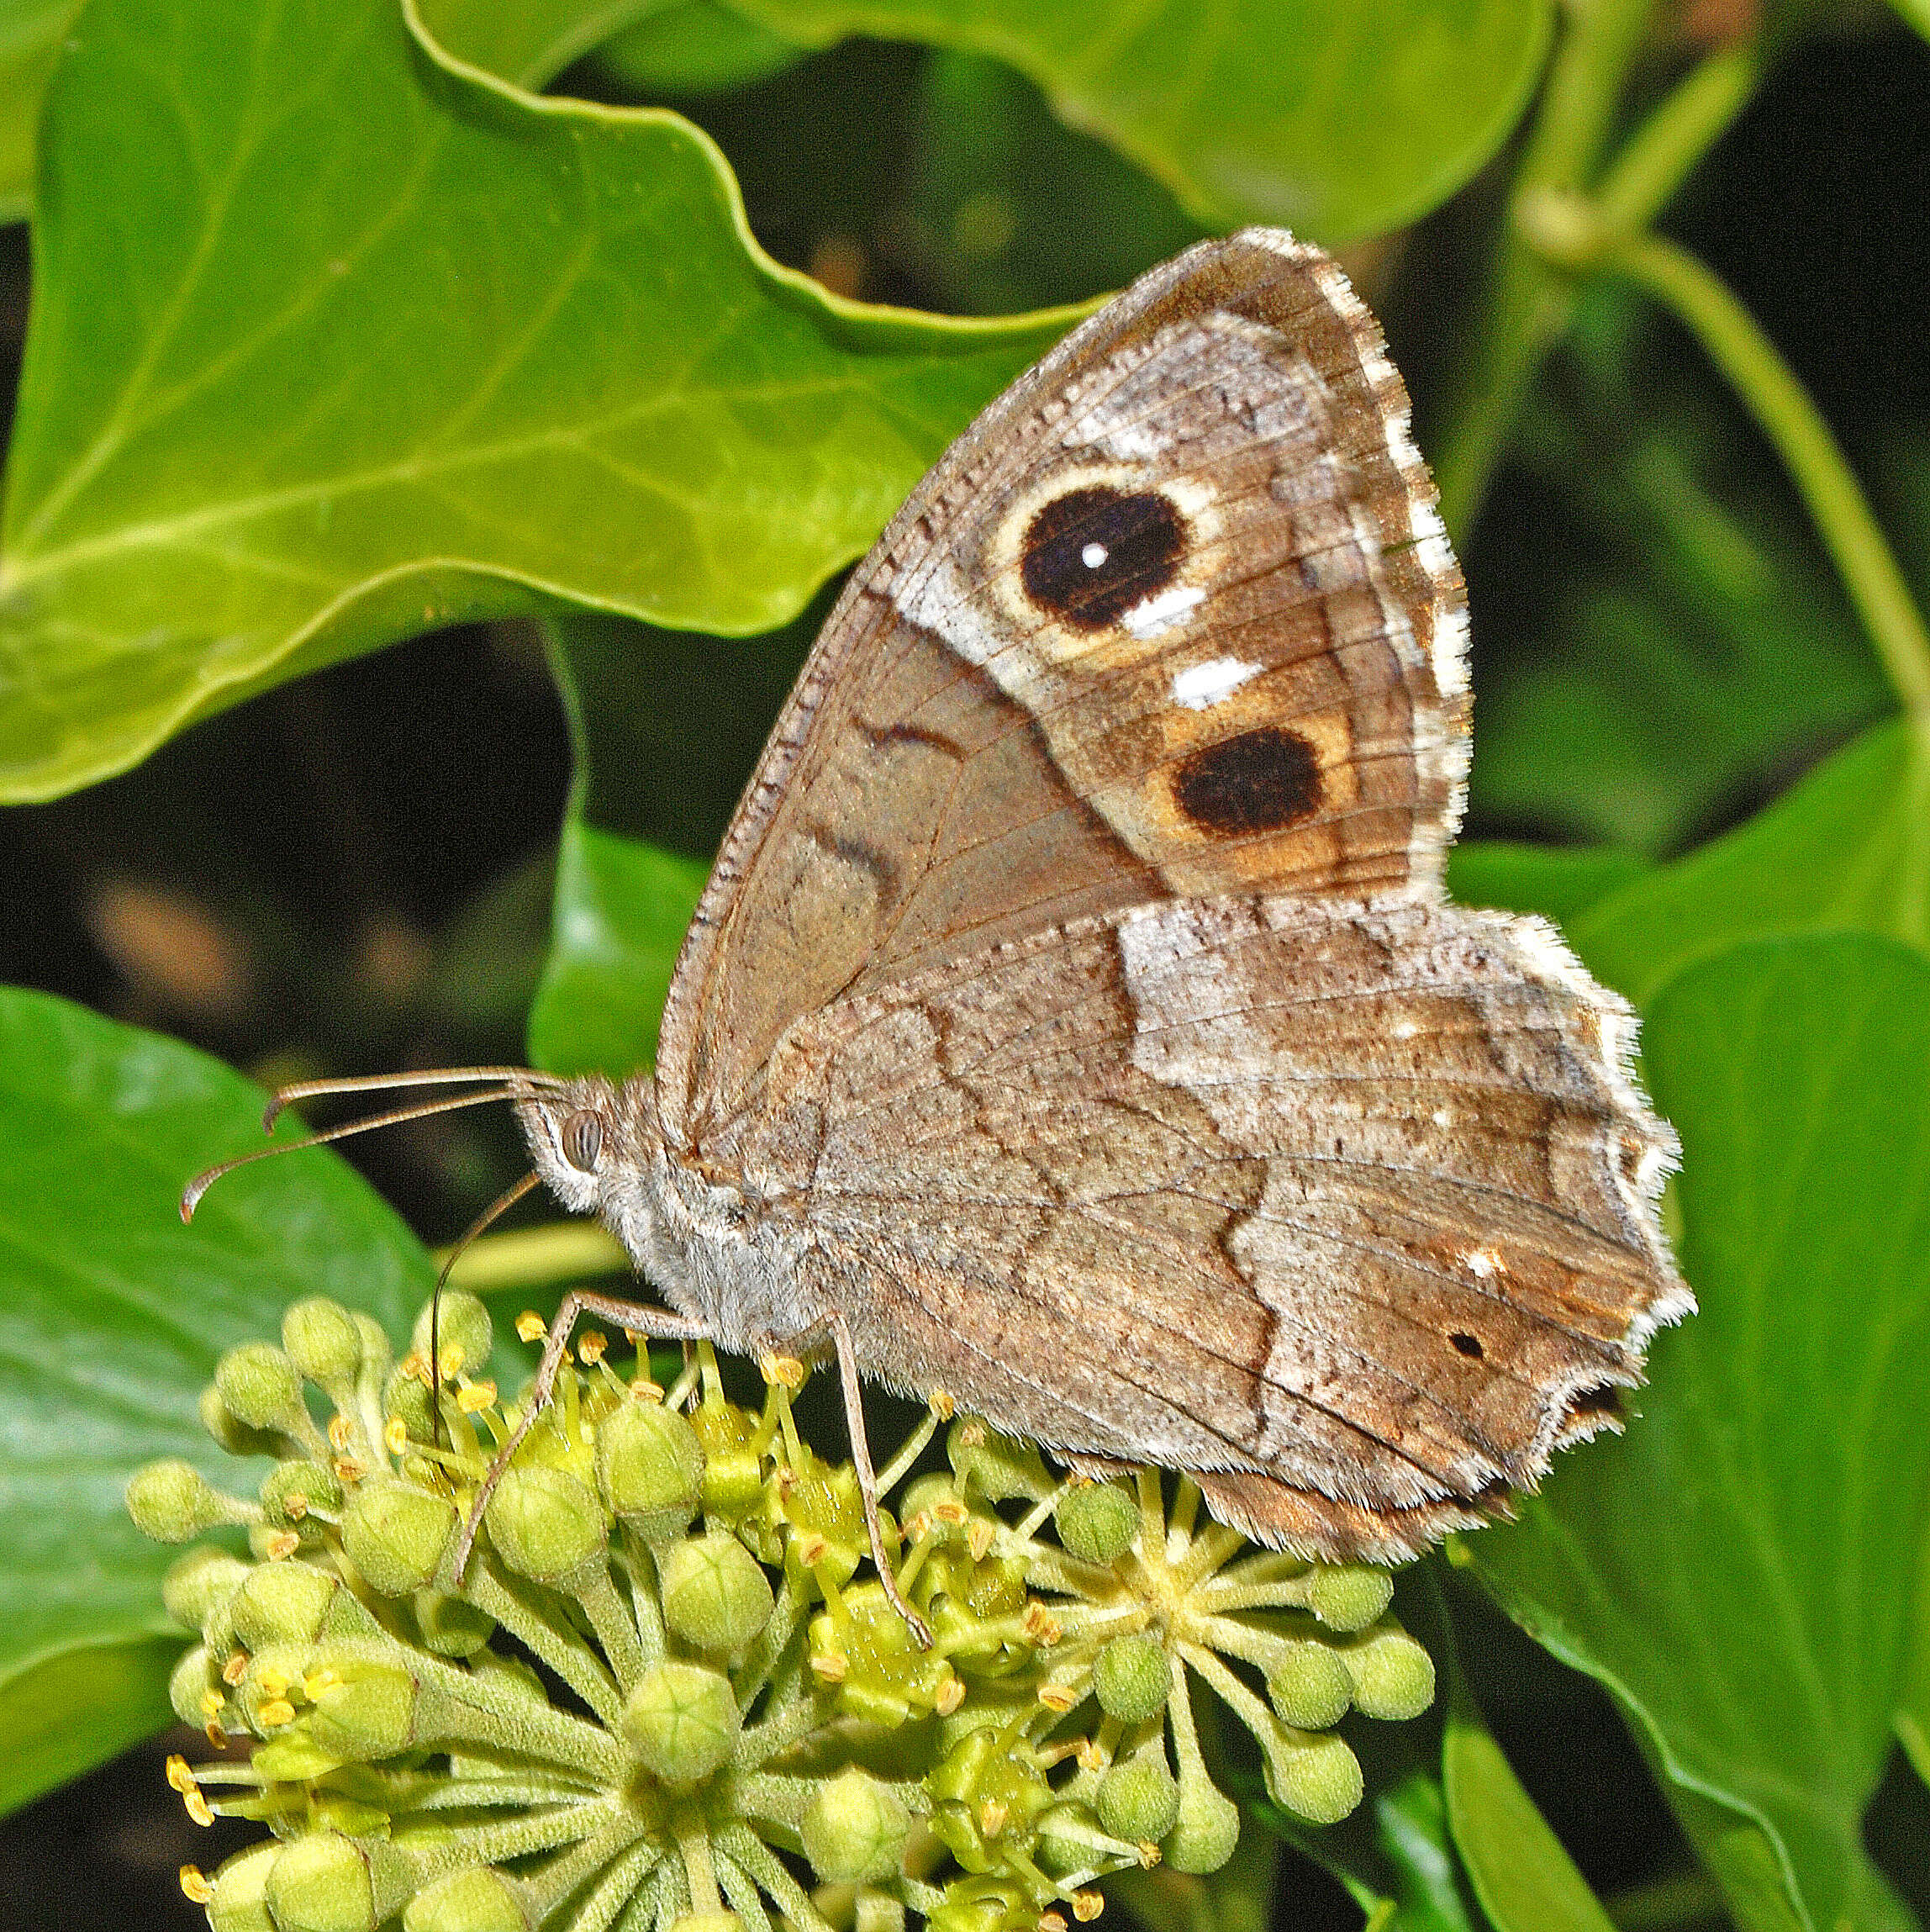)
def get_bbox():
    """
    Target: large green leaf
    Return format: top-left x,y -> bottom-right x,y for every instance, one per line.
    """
1445,841 -> 1648,930
1468,937 -> 1930,1932
0,0 -> 76,220
0,0 -> 1080,805
1569,718 -> 1930,1005
0,987 -> 435,1813
733,0 -> 1553,241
